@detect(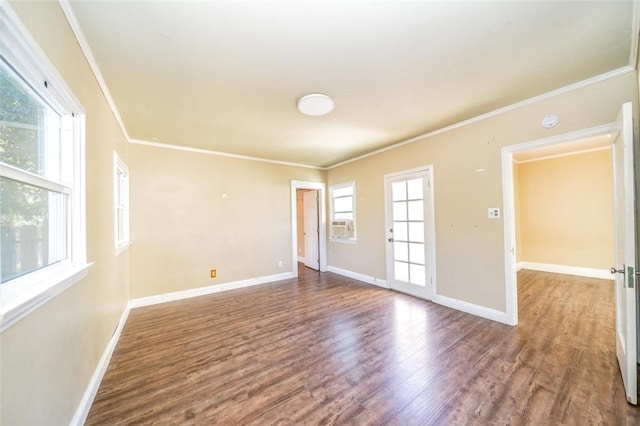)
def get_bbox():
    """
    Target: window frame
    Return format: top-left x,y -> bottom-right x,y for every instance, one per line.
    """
113,151 -> 130,254
329,181 -> 357,243
0,2 -> 90,331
